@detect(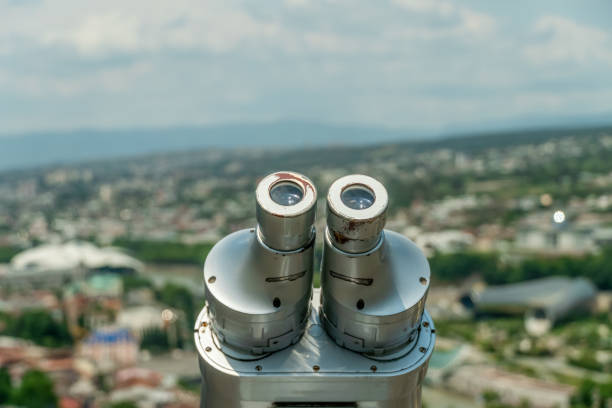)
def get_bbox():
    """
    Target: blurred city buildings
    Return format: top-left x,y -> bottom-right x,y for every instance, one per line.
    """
0,128 -> 611,407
